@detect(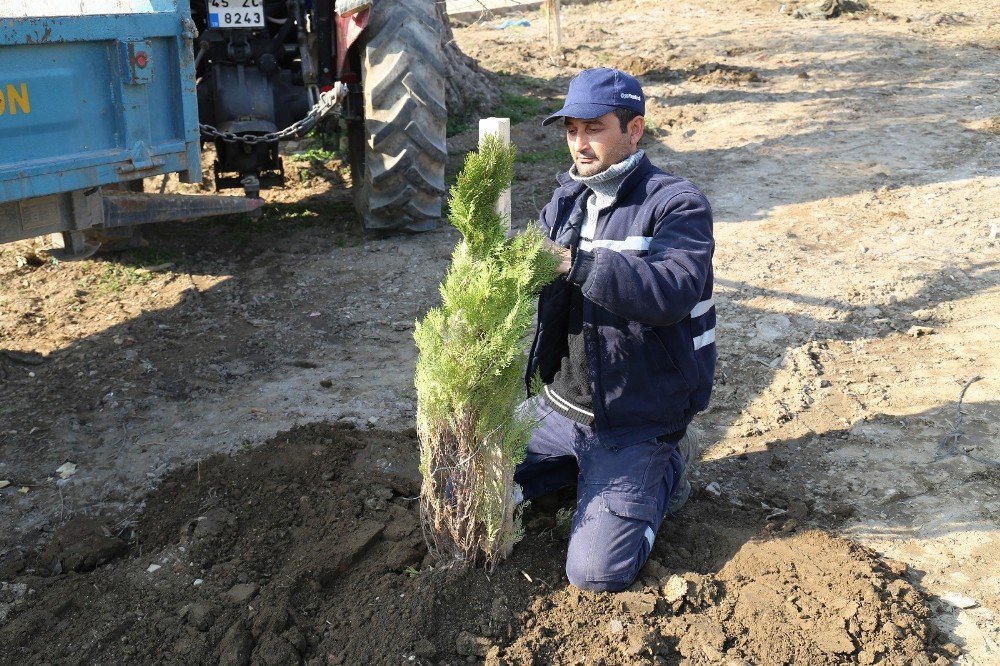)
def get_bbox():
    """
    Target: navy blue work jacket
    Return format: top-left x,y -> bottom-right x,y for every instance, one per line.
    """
525,154 -> 717,448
